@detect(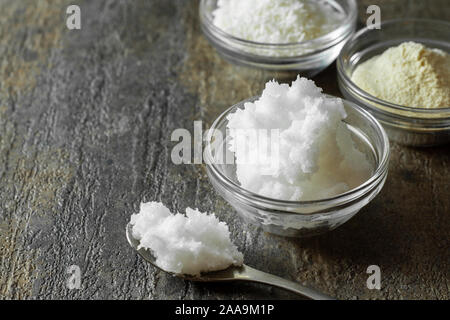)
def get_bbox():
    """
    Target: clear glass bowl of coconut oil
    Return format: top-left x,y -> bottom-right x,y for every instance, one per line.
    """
200,0 -> 357,76
337,18 -> 450,146
204,96 -> 390,238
